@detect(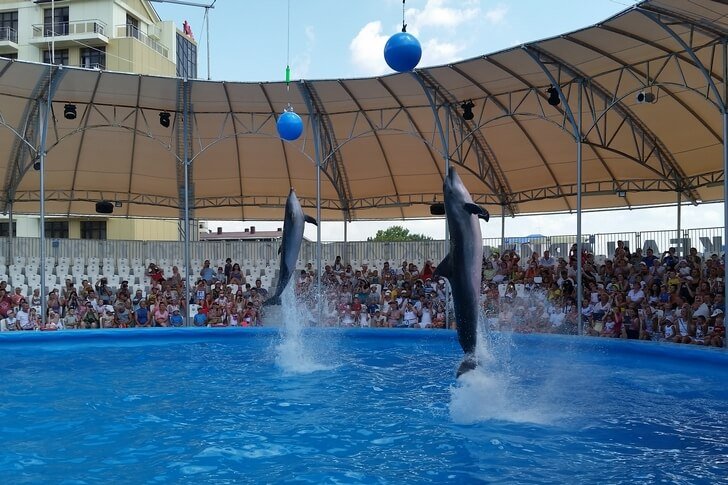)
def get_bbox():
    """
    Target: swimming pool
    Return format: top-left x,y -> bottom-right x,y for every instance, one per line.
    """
0,328 -> 725,483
